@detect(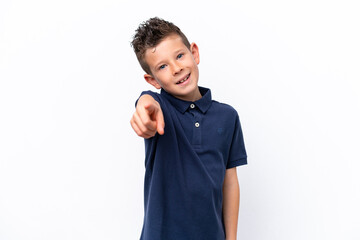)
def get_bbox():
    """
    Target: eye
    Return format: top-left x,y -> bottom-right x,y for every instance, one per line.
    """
159,64 -> 166,70
177,53 -> 183,59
